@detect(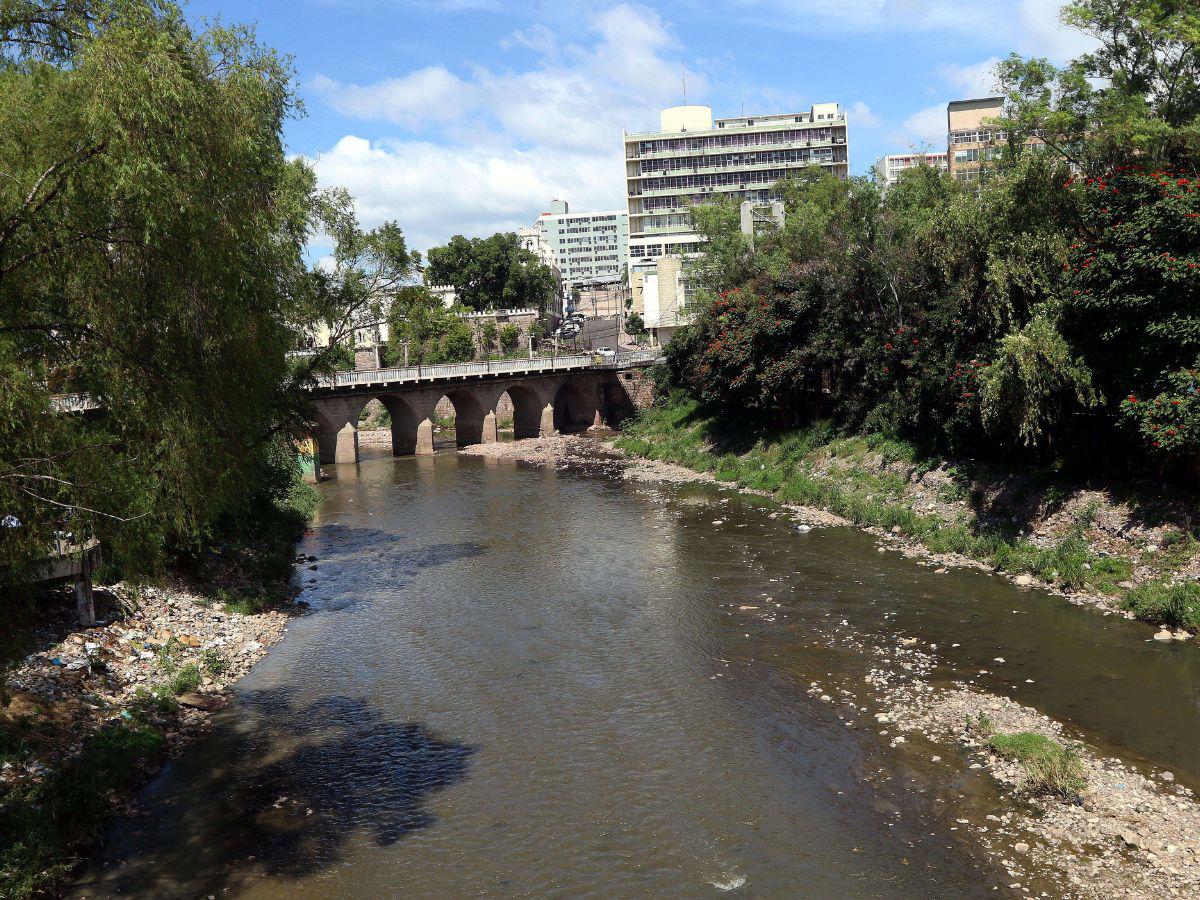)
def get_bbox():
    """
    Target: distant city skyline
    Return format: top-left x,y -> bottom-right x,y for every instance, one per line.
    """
186,0 -> 1097,255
